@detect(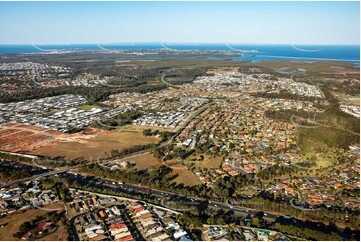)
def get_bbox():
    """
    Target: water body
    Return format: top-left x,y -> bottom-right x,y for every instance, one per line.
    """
0,43 -> 359,64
